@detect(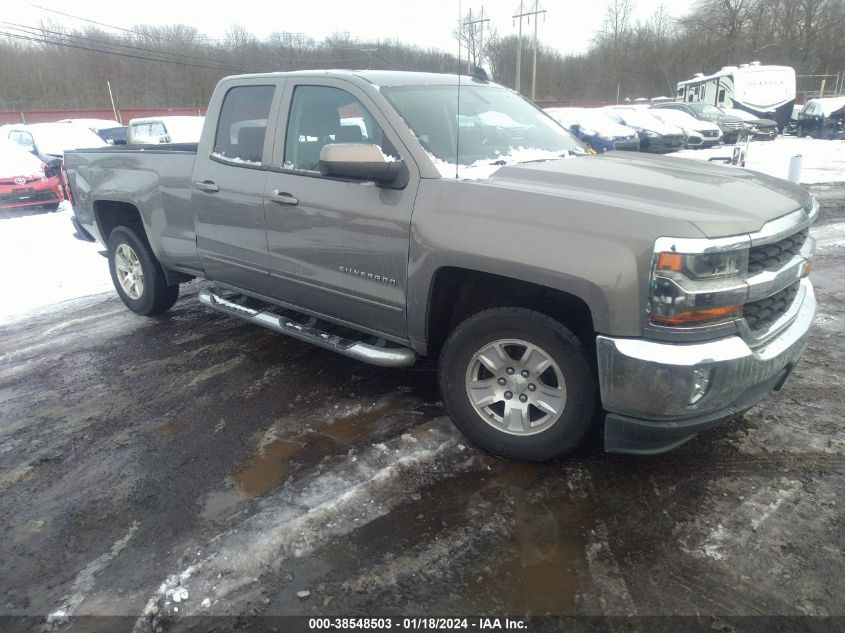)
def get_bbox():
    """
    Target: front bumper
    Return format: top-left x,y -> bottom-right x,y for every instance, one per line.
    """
0,179 -> 62,210
612,139 -> 640,152
640,135 -> 685,153
596,279 -> 816,454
